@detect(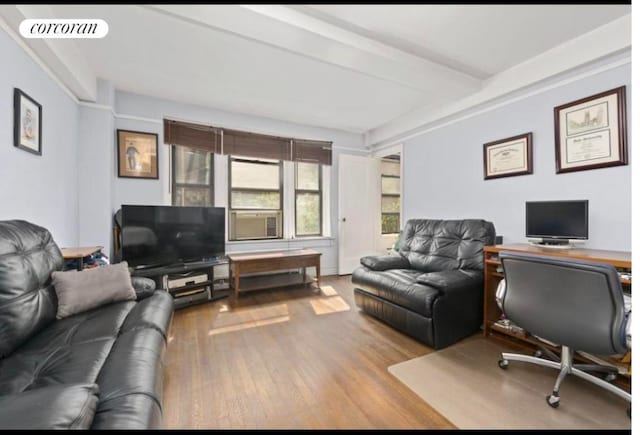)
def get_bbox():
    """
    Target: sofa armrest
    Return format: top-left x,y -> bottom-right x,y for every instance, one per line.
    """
131,276 -> 157,301
422,270 -> 484,349
0,384 -> 99,429
416,270 -> 483,293
360,255 -> 410,271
